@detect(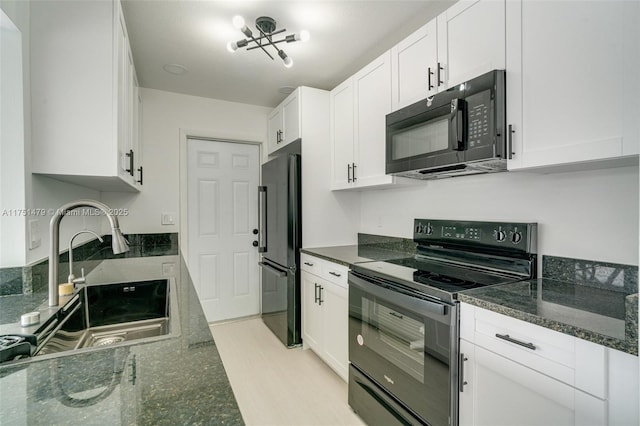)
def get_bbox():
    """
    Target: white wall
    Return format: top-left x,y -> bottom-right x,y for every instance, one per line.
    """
0,5 -> 26,267
102,88 -> 271,249
360,166 -> 639,267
